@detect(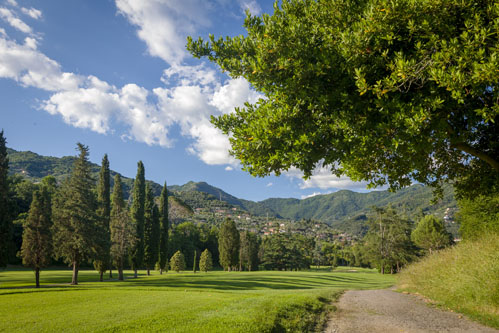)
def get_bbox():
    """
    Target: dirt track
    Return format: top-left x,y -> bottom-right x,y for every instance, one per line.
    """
324,289 -> 498,333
